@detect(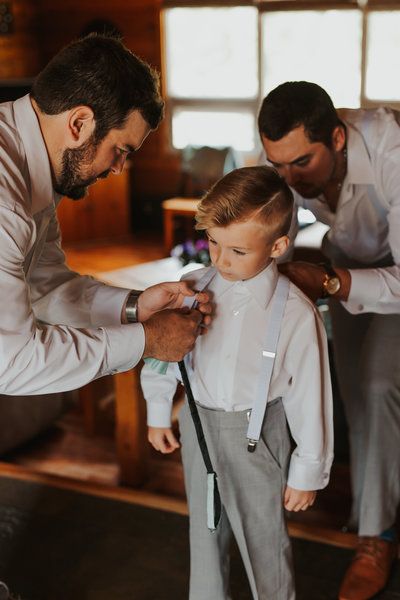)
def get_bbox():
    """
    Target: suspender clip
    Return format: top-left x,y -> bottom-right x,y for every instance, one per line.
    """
247,439 -> 257,453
